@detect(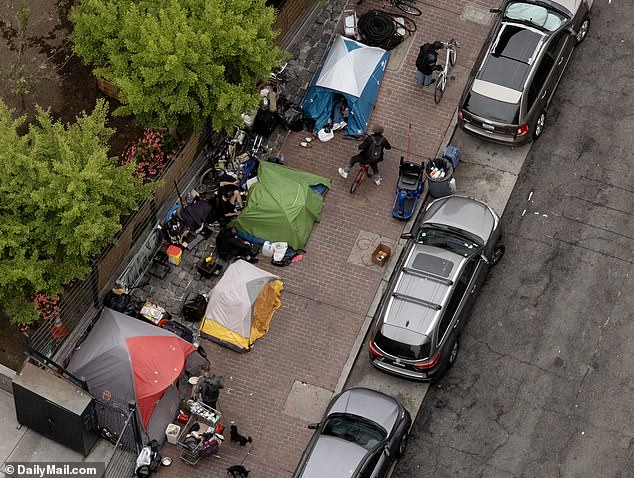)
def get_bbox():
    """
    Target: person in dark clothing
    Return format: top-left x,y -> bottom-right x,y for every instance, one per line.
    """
194,363 -> 224,410
416,41 -> 444,86
215,226 -> 258,263
338,125 -> 392,186
213,188 -> 242,225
